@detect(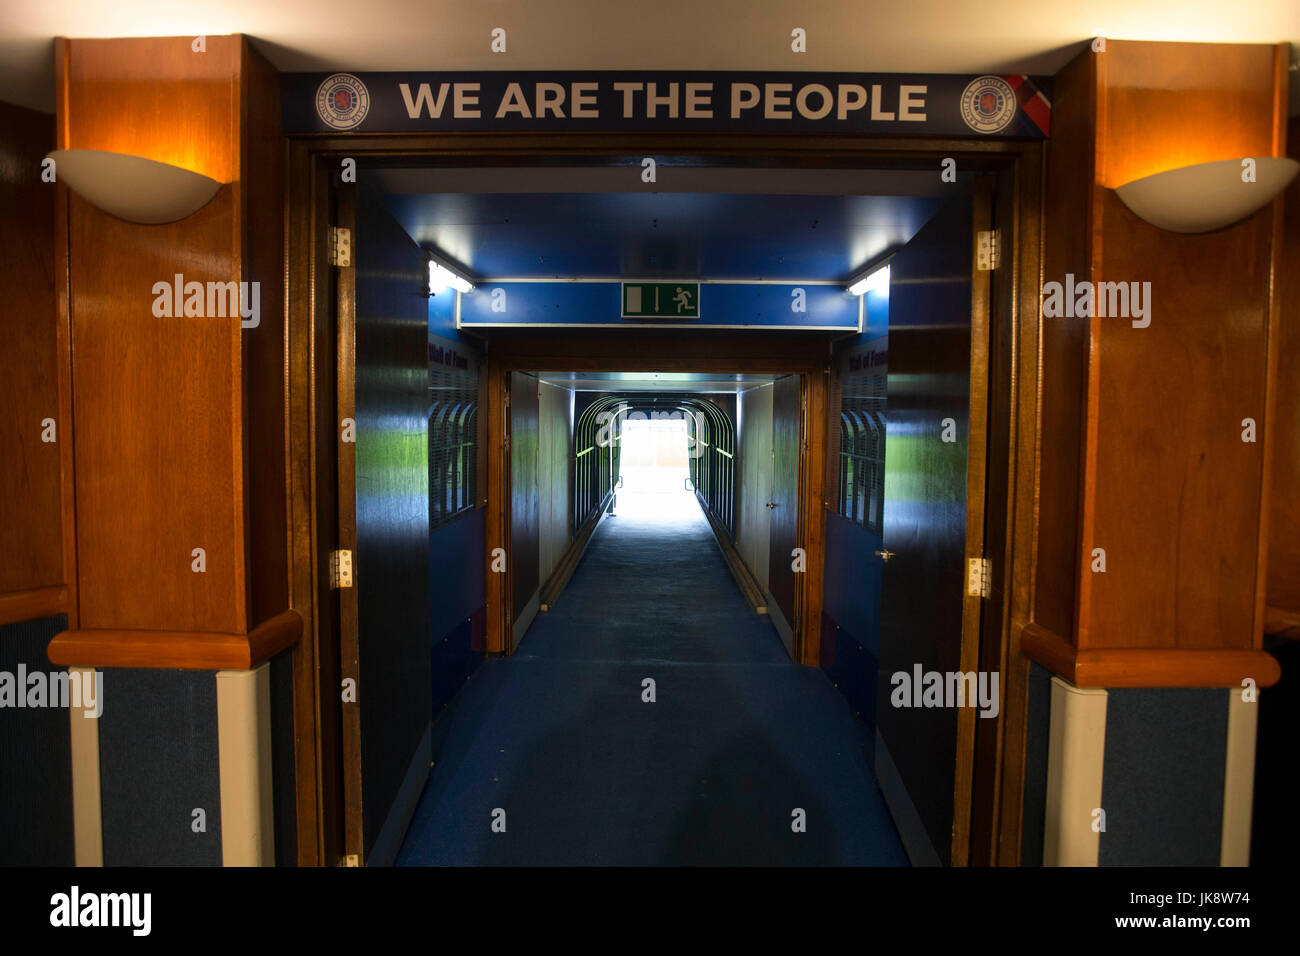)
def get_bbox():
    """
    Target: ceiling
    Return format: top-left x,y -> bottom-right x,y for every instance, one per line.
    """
2,1 -> 1296,115
535,372 -> 776,393
380,164 -> 953,280
383,186 -> 945,281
